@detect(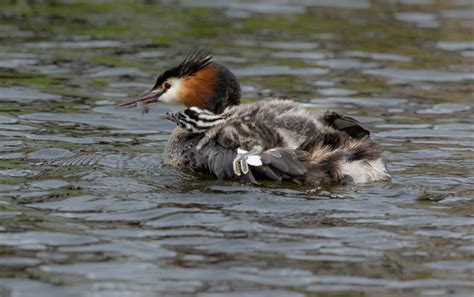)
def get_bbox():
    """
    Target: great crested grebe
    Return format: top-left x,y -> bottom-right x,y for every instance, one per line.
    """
116,50 -> 390,185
